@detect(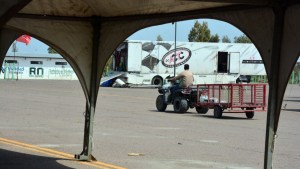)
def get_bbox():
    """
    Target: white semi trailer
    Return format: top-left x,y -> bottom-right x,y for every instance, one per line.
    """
112,40 -> 266,85
0,52 -> 77,80
1,41 -> 267,86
